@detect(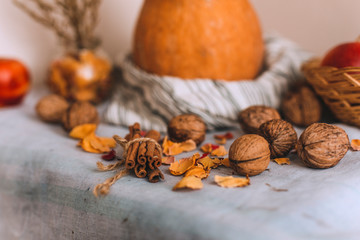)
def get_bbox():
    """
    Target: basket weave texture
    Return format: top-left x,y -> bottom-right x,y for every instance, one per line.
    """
303,59 -> 360,127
